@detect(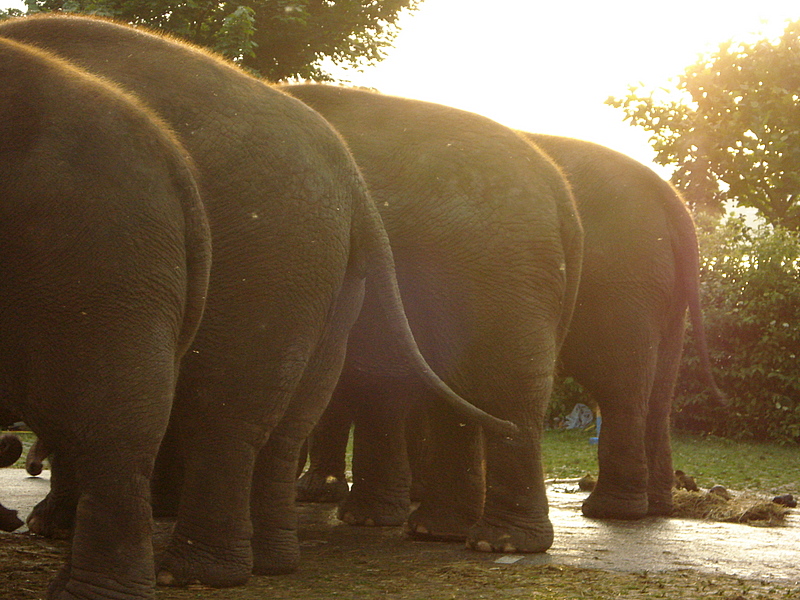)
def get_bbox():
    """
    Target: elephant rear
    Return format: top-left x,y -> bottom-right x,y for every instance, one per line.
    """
0,37 -> 210,600
282,84 -> 584,554
526,132 -> 714,519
